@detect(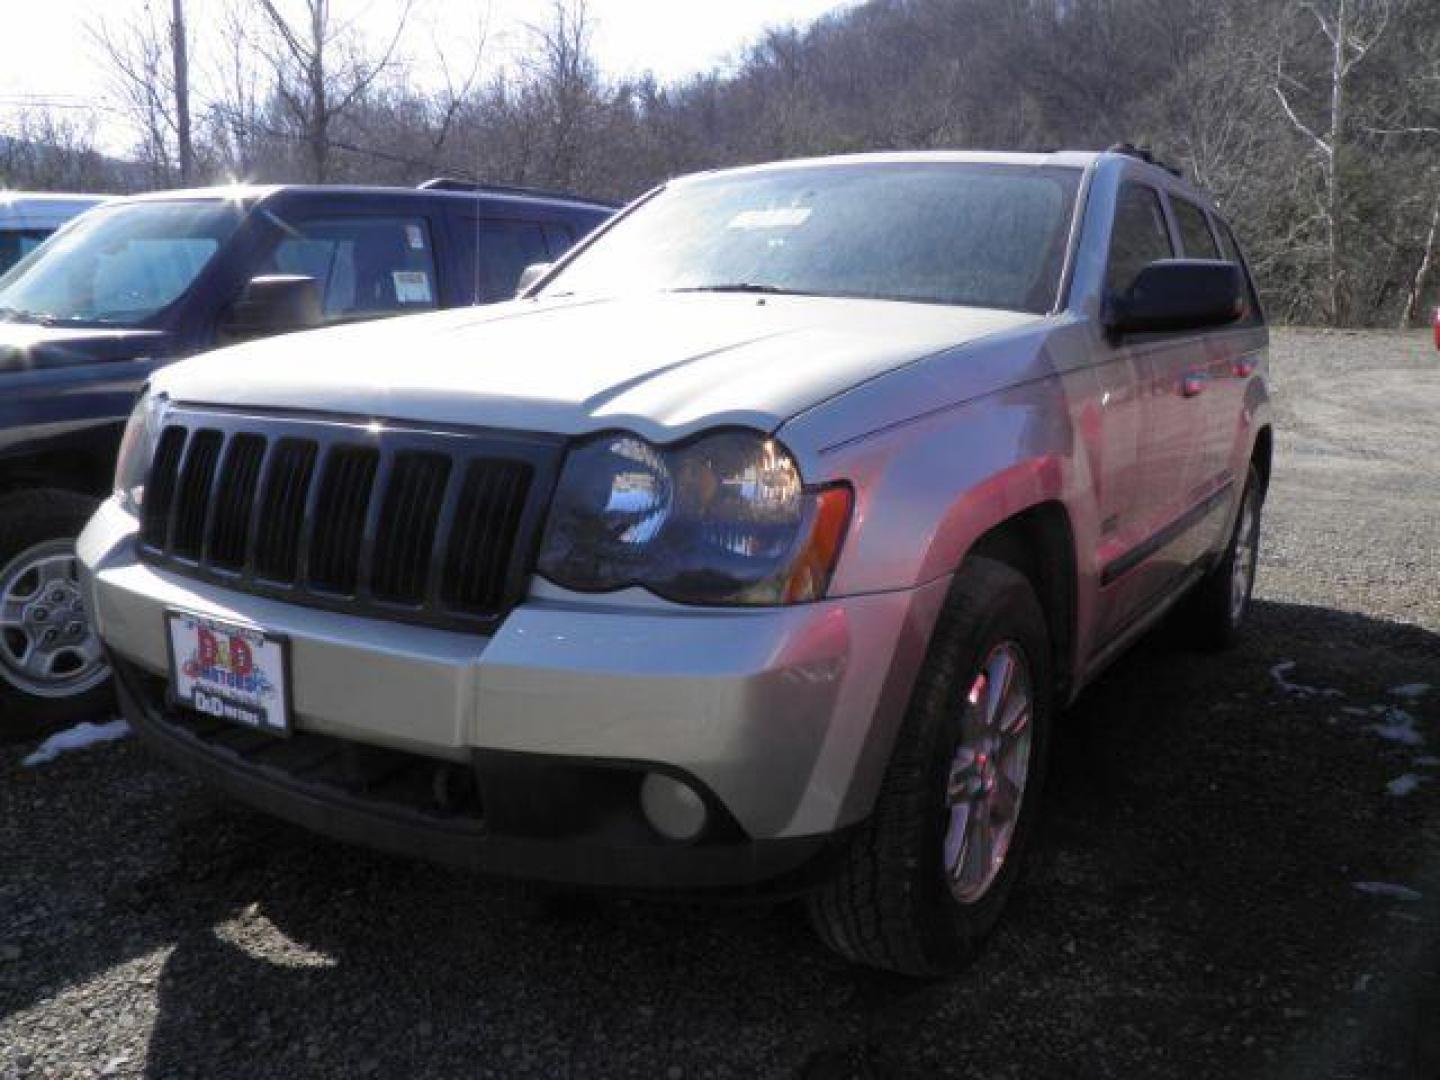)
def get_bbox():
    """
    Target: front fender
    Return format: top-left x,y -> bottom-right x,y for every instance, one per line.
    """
784,377 -> 1084,598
